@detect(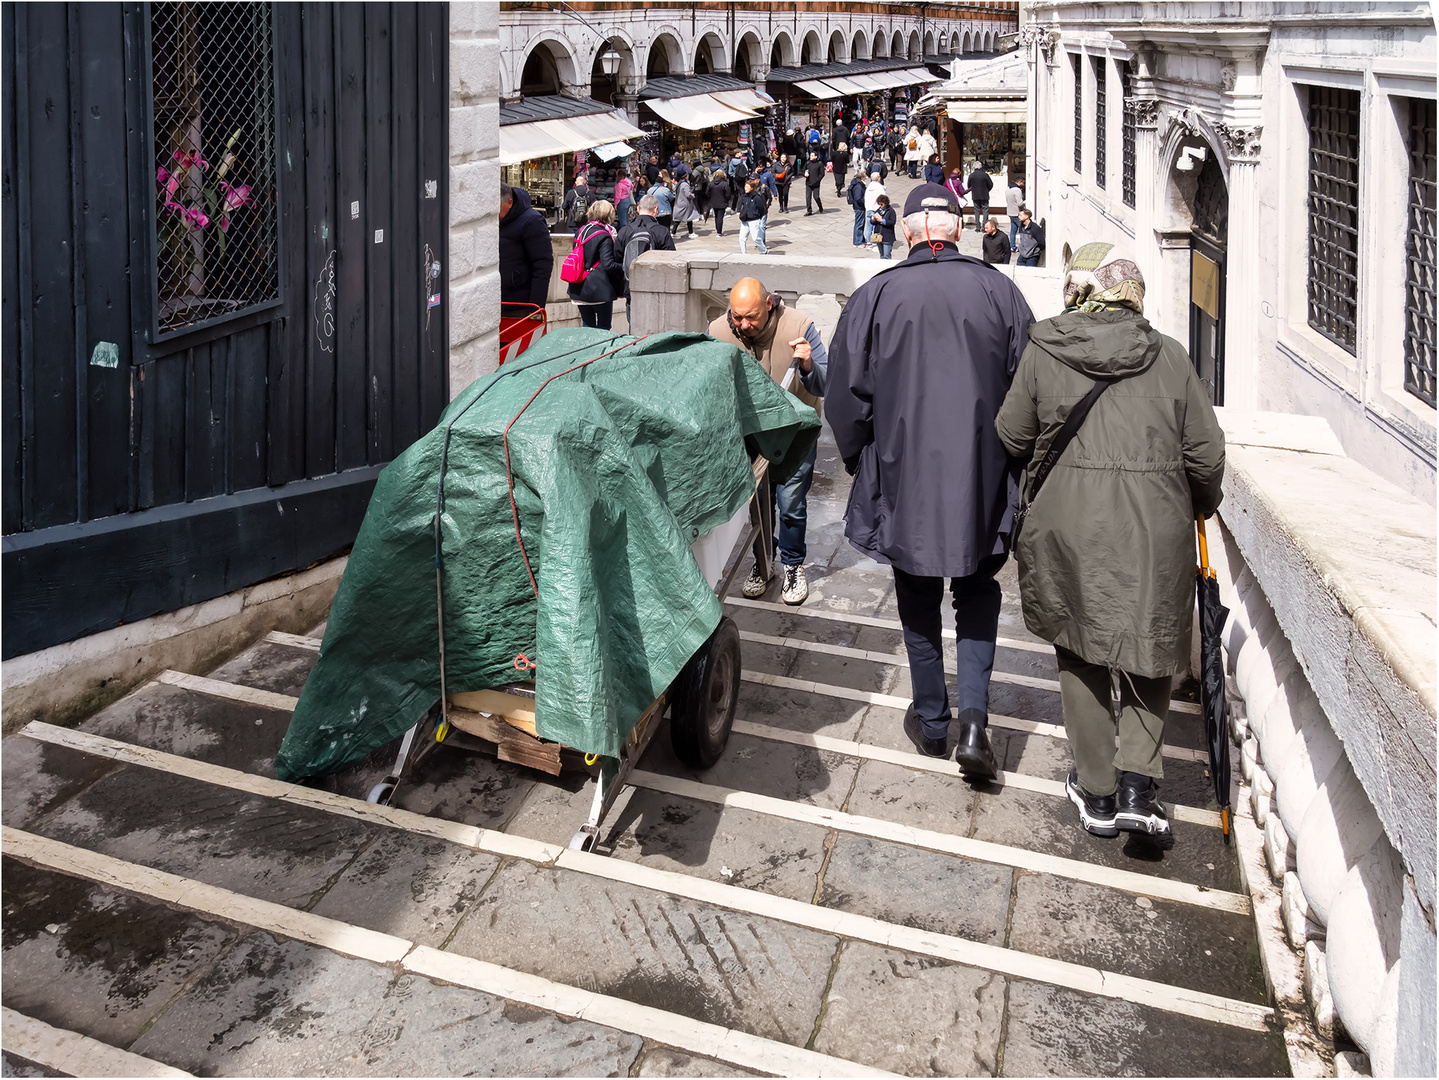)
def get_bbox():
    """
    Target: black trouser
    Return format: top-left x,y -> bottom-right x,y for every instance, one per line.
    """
805,183 -> 823,213
777,183 -> 791,212
712,207 -> 726,234
672,220 -> 693,236
834,169 -> 847,196
578,302 -> 613,330
657,214 -> 673,230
